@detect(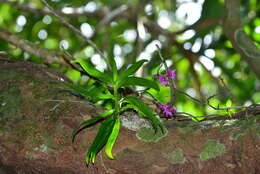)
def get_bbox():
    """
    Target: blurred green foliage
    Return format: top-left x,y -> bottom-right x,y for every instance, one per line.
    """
0,0 -> 259,117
